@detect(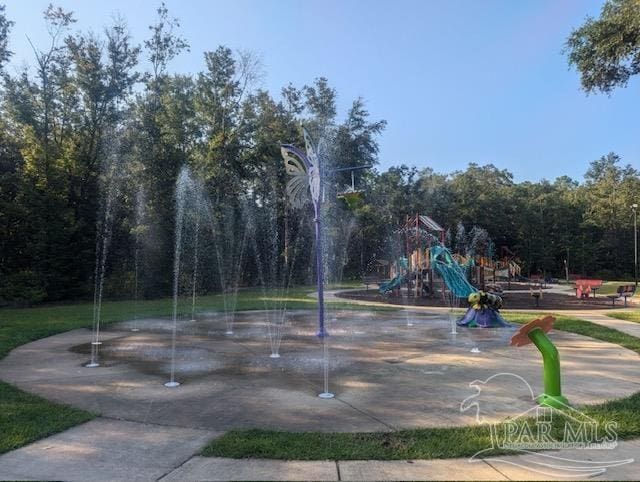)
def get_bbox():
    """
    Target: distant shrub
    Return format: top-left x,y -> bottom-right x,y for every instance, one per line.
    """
0,271 -> 47,307
102,270 -> 135,300
594,269 -> 633,282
